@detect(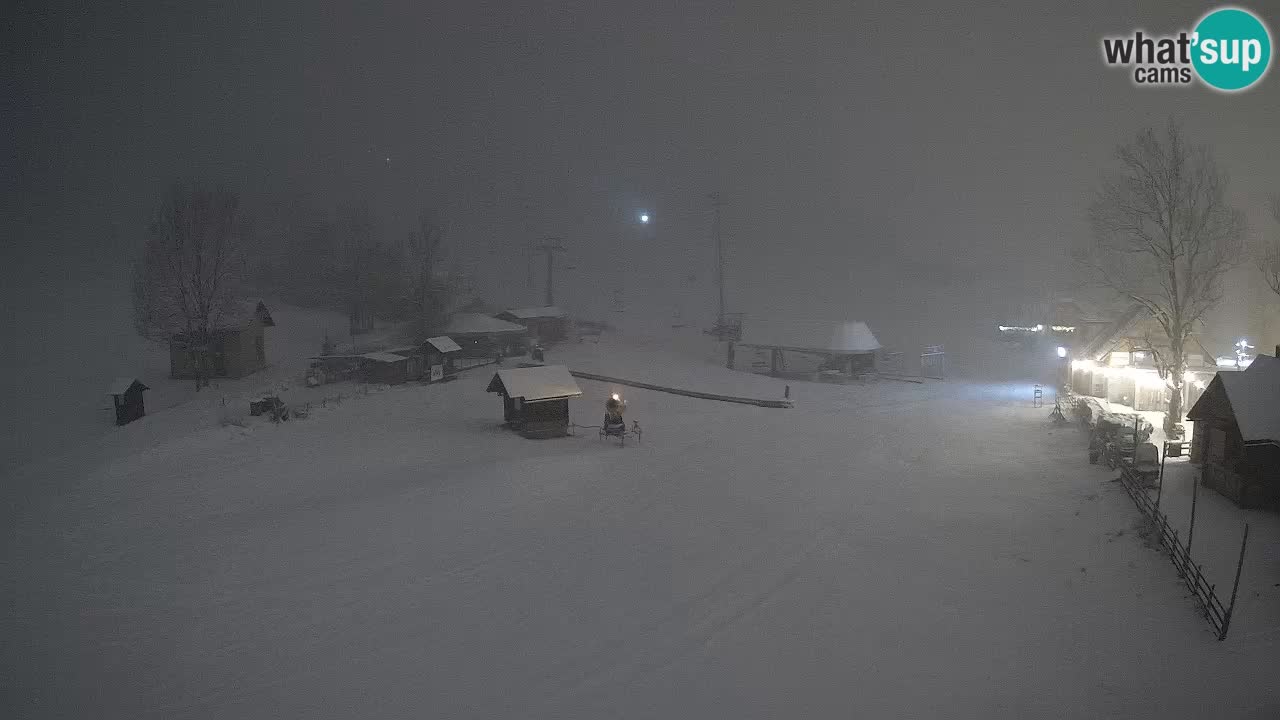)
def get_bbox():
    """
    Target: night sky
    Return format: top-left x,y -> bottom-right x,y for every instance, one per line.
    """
4,0 -> 1279,343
